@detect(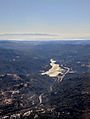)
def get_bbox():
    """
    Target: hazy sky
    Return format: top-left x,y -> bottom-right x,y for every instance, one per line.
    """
0,0 -> 90,40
